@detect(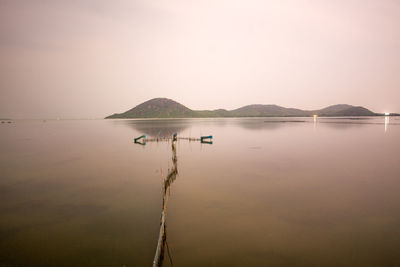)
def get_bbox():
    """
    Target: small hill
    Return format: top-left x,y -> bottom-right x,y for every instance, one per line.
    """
313,104 -> 375,116
231,104 -> 308,117
329,106 -> 376,116
315,104 -> 354,116
106,98 -> 196,118
105,98 -> 379,118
